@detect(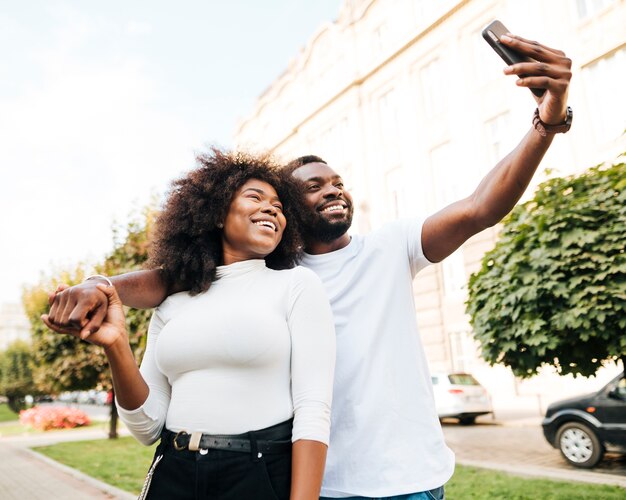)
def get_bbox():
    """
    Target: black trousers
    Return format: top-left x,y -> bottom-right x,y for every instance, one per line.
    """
141,421 -> 292,500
